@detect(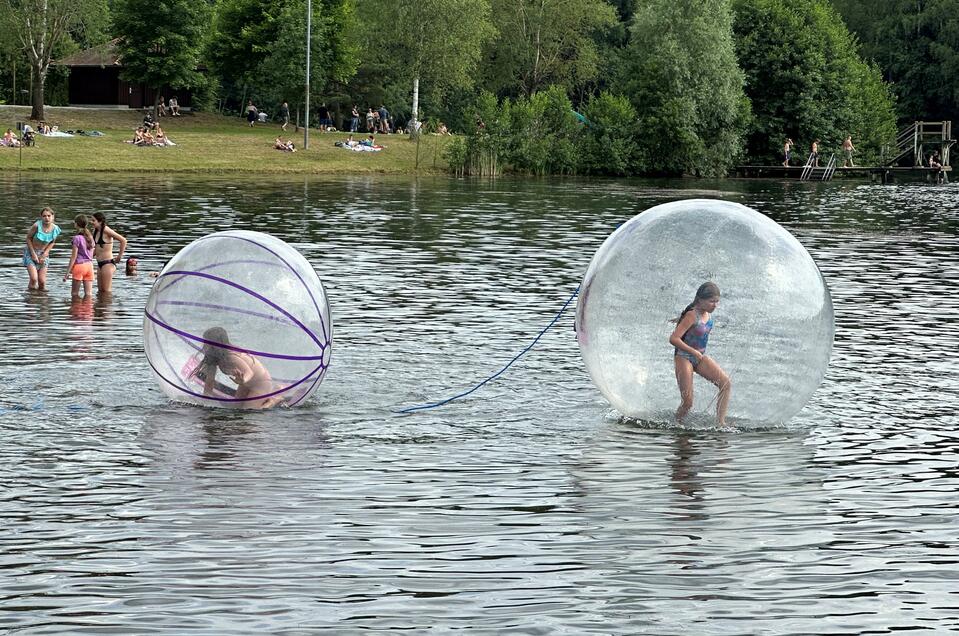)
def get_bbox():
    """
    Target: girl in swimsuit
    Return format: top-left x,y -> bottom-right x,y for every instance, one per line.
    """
191,327 -> 283,409
23,207 -> 62,290
668,282 -> 731,426
62,215 -> 96,300
90,212 -> 128,294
